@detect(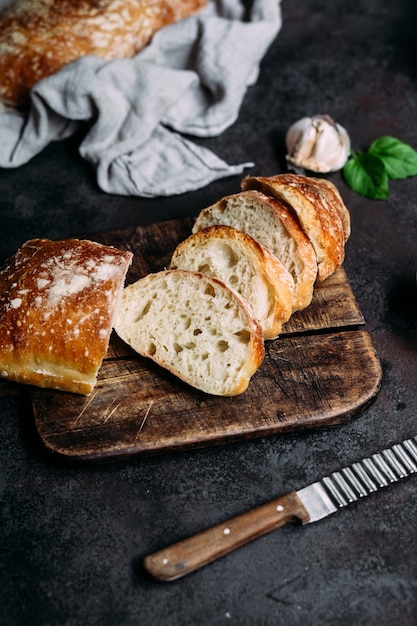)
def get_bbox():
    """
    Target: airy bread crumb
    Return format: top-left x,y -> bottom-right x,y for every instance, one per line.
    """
114,269 -> 265,396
